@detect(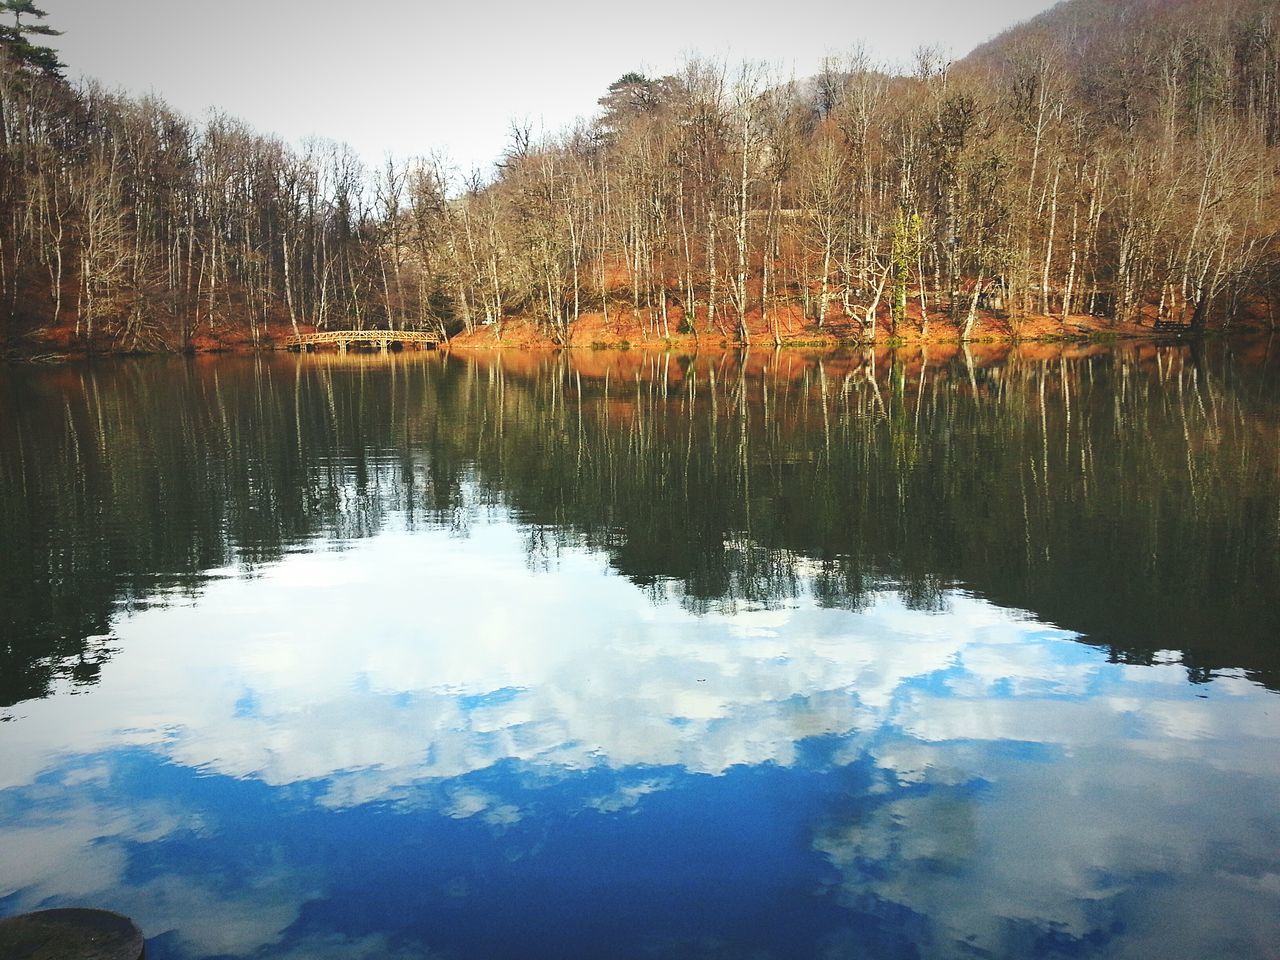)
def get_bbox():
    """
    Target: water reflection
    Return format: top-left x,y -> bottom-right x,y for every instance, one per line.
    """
1,344 -> 1278,959
4,343 -> 1278,701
